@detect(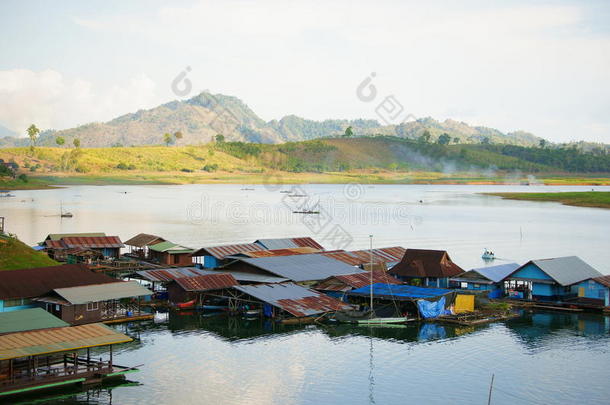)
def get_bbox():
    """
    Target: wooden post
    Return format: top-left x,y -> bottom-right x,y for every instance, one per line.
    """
109,345 -> 113,368
487,373 -> 495,405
